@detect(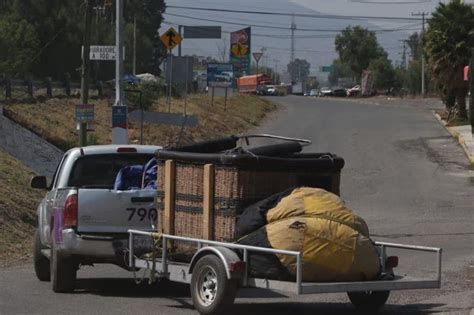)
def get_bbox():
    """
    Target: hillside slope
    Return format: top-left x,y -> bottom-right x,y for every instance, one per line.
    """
4,94 -> 277,151
0,149 -> 43,267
